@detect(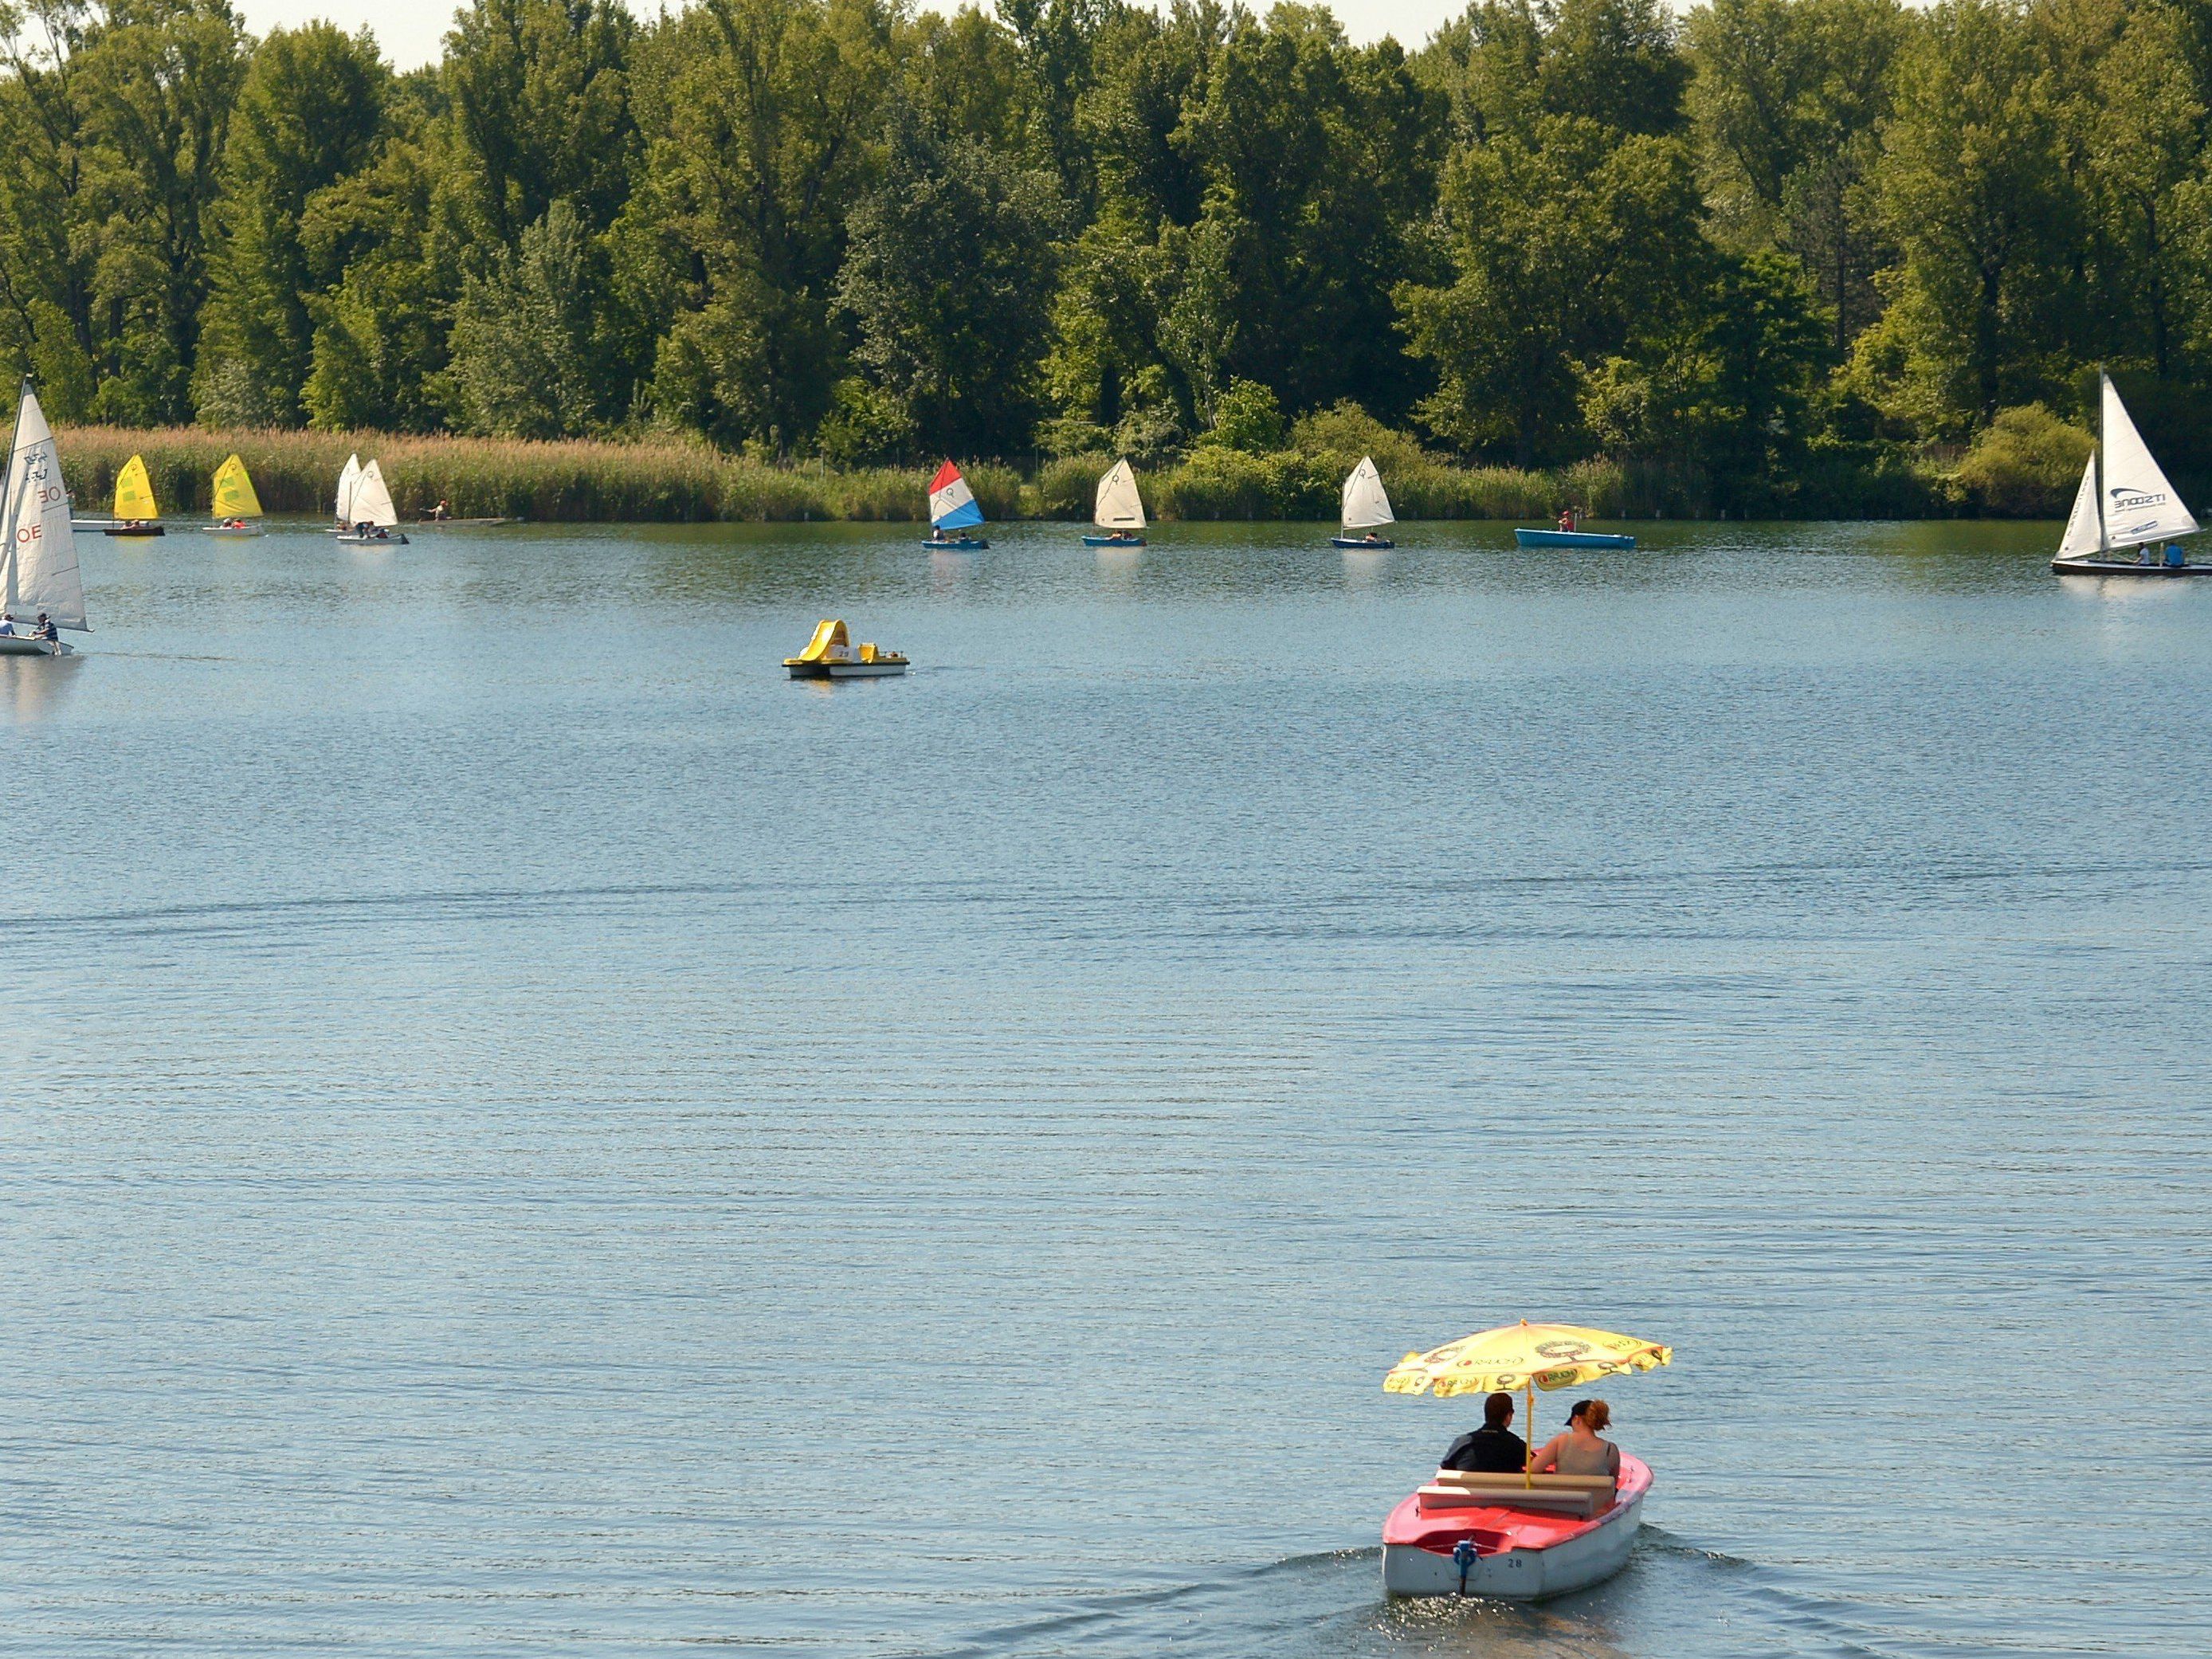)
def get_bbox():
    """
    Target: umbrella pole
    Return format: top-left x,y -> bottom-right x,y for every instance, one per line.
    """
1524,1382 -> 1534,1488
